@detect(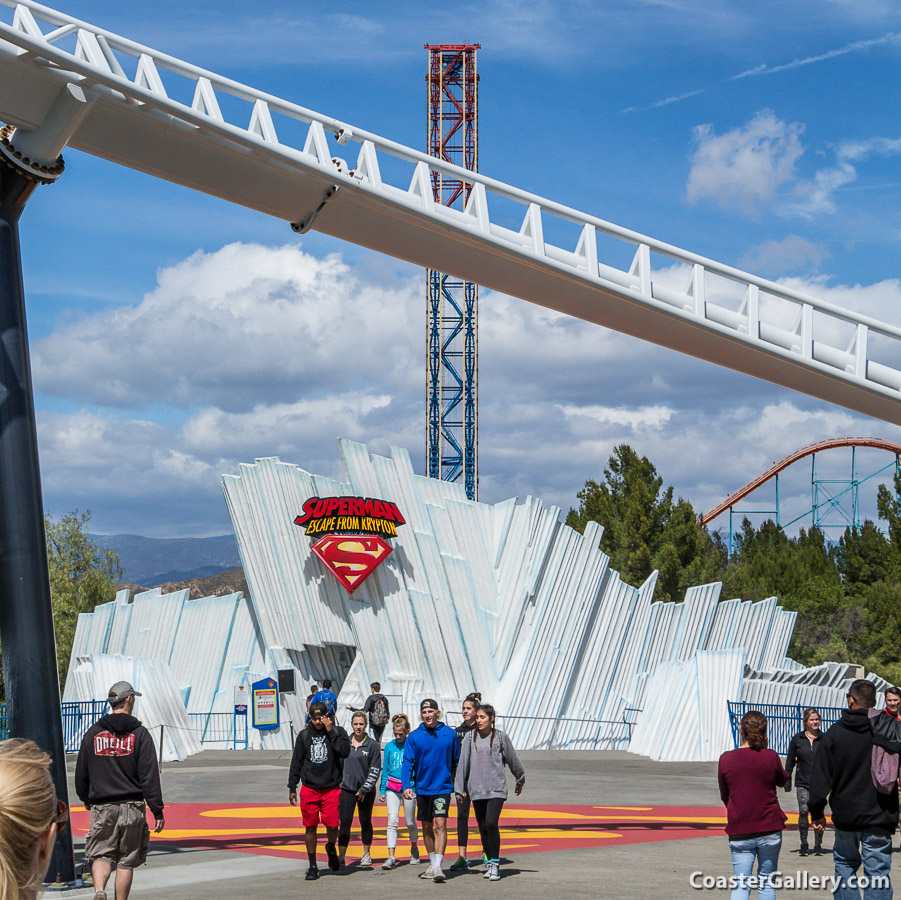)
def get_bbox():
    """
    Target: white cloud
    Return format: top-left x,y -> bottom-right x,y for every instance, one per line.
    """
837,136 -> 901,161
558,404 -> 674,429
732,32 -> 901,79
740,235 -> 830,274
787,136 -> 901,217
623,89 -> 706,114
786,163 -> 858,217
686,111 -> 805,214
33,242 -> 422,413
32,243 -> 901,536
686,109 -> 901,219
